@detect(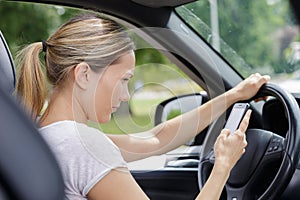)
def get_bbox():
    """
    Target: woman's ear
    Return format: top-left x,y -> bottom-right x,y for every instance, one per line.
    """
73,62 -> 91,90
